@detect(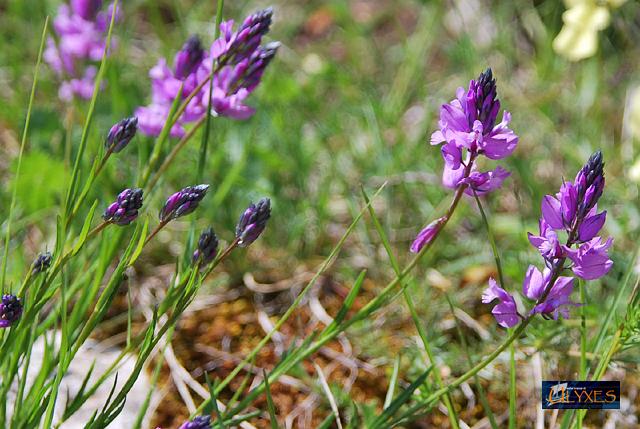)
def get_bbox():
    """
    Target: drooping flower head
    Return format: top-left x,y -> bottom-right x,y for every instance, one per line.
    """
192,227 -> 219,266
0,295 -> 23,328
106,117 -> 138,153
236,198 -> 271,247
136,8 -> 278,138
32,252 -> 53,275
160,185 -> 209,222
179,415 -> 212,429
103,188 -> 144,226
174,35 -> 205,80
